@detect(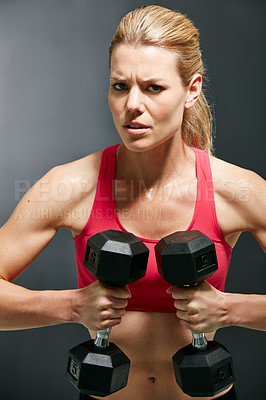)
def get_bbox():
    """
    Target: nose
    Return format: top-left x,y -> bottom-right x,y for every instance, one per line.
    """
126,87 -> 145,113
